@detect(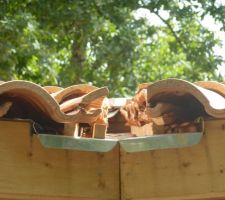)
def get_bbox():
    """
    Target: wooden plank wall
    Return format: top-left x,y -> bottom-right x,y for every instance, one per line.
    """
120,119 -> 225,200
0,120 -> 120,200
2,119 -> 225,200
